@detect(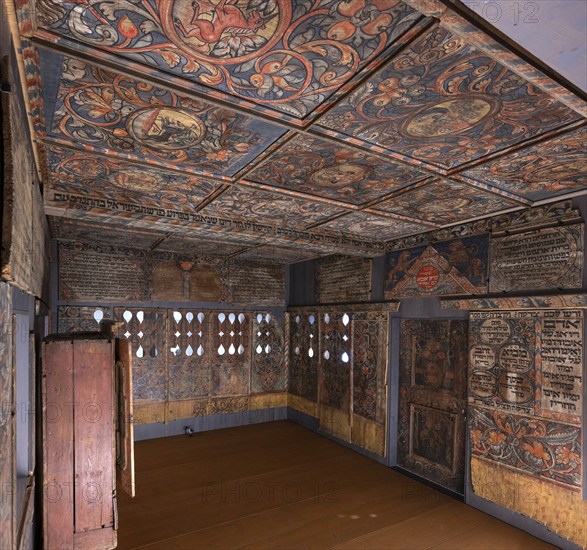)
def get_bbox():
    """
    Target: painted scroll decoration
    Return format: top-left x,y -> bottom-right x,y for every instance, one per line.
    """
39,0 -> 422,119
